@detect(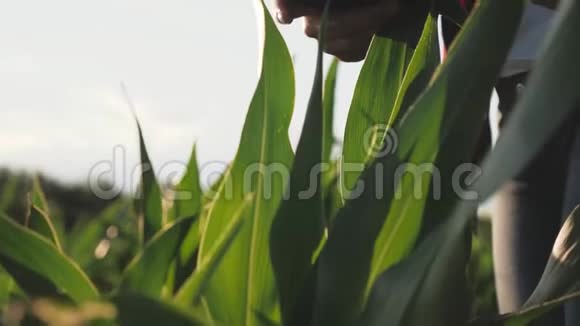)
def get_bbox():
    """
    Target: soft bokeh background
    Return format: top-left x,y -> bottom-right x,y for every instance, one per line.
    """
0,0 -> 363,191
